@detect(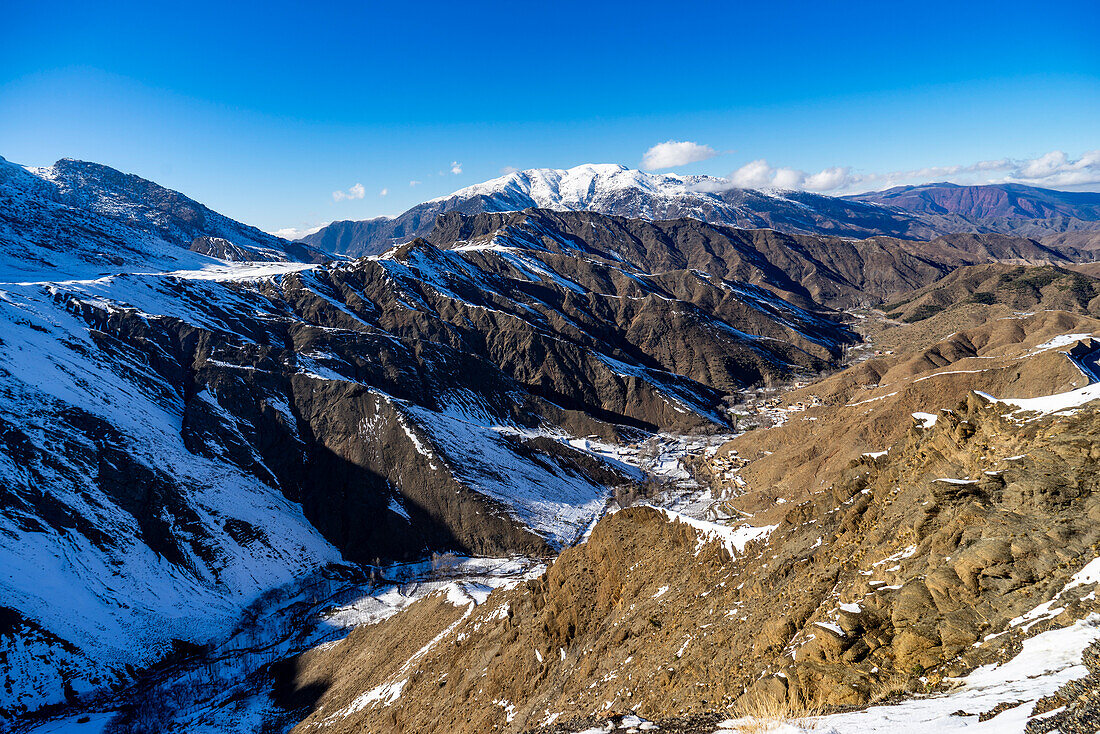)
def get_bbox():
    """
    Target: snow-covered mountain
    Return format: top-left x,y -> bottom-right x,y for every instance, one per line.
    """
0,156 -> 325,281
302,163 -> 1100,258
431,163 -> 719,211
304,163 -> 931,257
